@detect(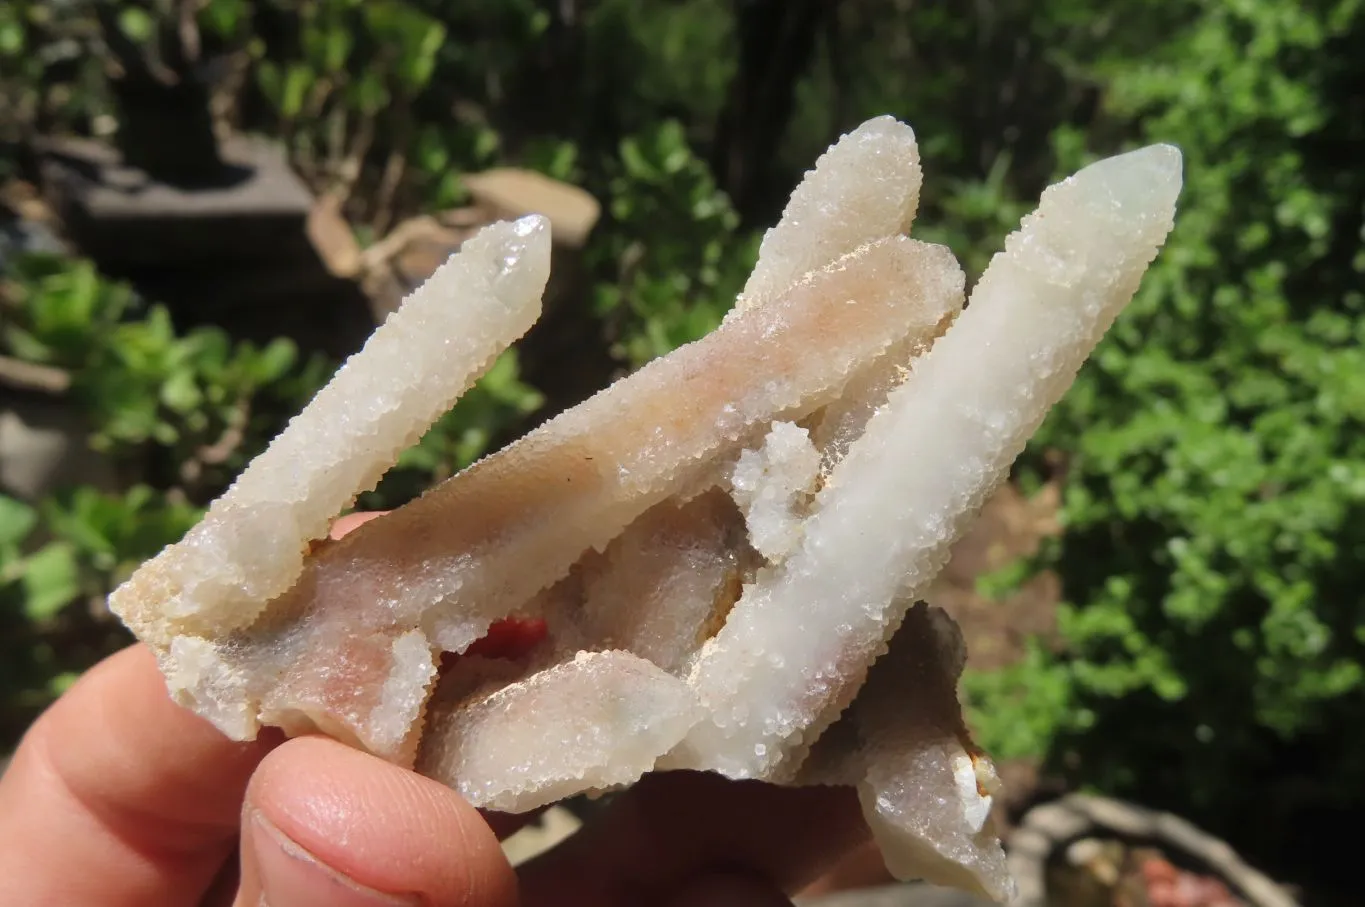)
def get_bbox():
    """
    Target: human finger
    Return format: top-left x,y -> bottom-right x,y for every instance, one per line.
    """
234,735 -> 517,907
517,770 -> 869,906
329,510 -> 387,539
0,645 -> 276,907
